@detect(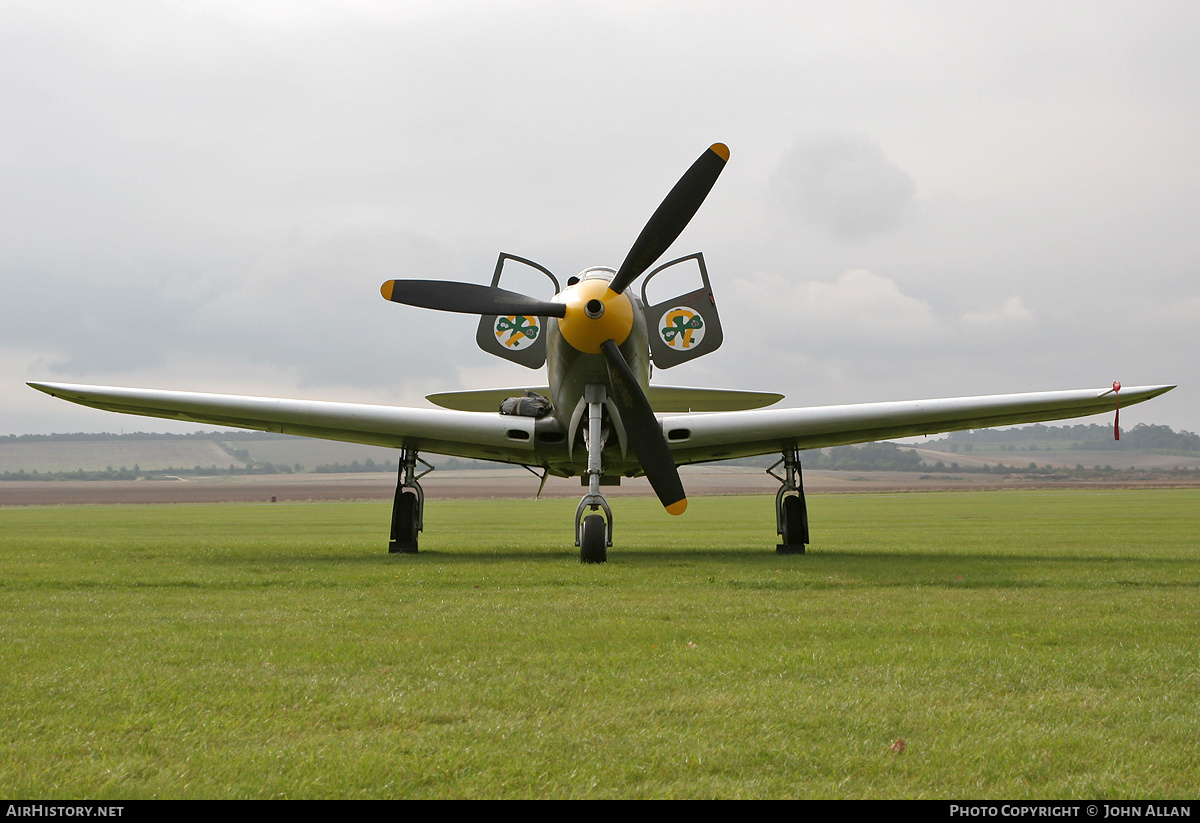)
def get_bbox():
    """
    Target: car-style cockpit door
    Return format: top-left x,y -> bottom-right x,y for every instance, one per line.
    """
475,253 -> 561,369
640,253 -> 724,369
